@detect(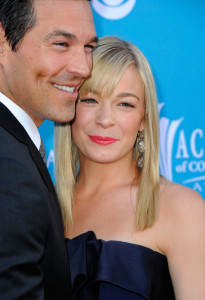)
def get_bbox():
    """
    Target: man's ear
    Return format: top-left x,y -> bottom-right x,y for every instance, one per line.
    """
0,23 -> 6,55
